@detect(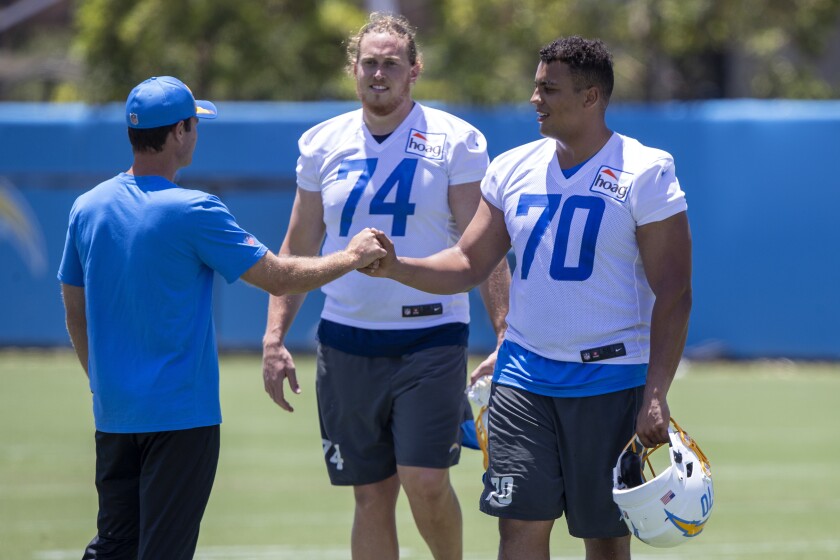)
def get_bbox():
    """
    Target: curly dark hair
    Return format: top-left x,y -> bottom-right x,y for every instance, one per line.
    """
539,36 -> 614,102
345,12 -> 423,75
